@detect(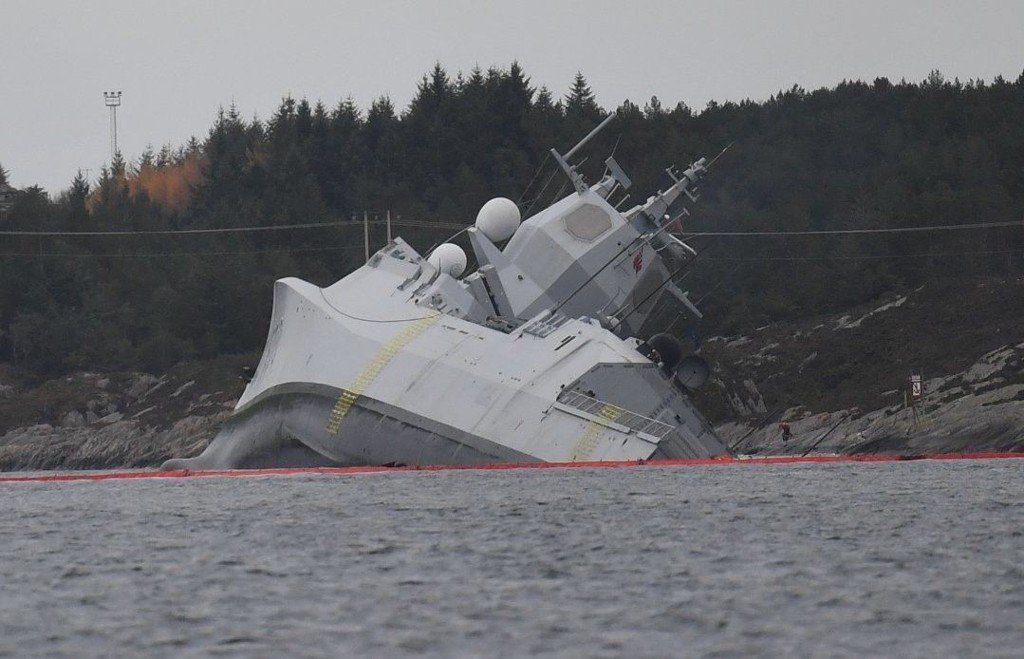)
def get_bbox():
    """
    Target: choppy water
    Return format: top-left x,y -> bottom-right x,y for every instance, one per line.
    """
1,460 -> 1022,657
